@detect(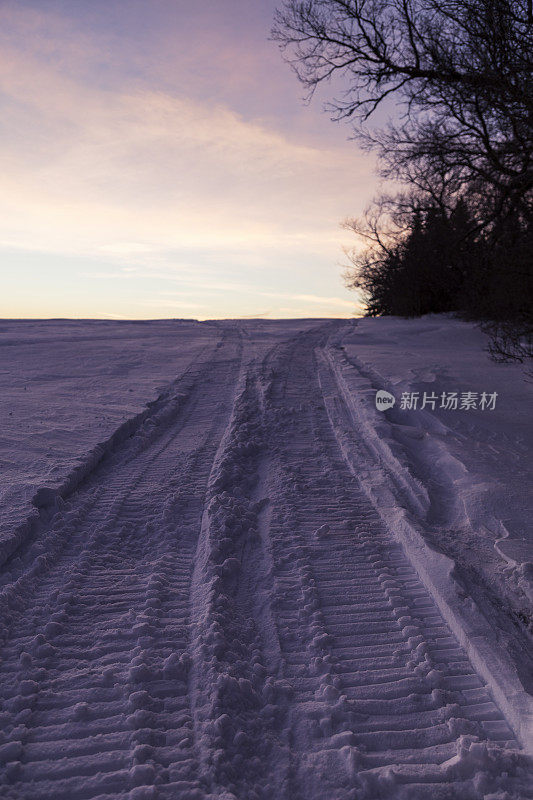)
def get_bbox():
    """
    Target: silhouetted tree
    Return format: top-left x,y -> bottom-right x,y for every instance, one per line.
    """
274,1 -> 532,362
273,0 -> 533,221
